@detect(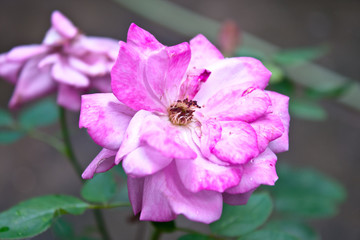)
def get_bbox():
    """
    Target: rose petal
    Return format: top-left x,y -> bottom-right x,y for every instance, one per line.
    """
9,56 -> 56,108
0,53 -> 23,84
195,57 -> 271,103
90,75 -> 112,93
52,59 -> 90,87
139,163 -> 223,223
72,35 -> 119,60
111,41 -> 166,112
38,53 -> 61,68
82,148 -> 117,179
212,121 -> 259,165
223,190 -> 254,205
189,34 -> 224,69
226,148 -> 278,194
42,28 -> 66,45
51,11 -> 78,39
179,68 -> 211,100
127,176 -> 144,215
57,84 -> 82,111
266,91 -> 290,153
7,45 -> 48,62
79,93 -> 135,150
68,56 -> 109,77
122,146 -> 172,177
